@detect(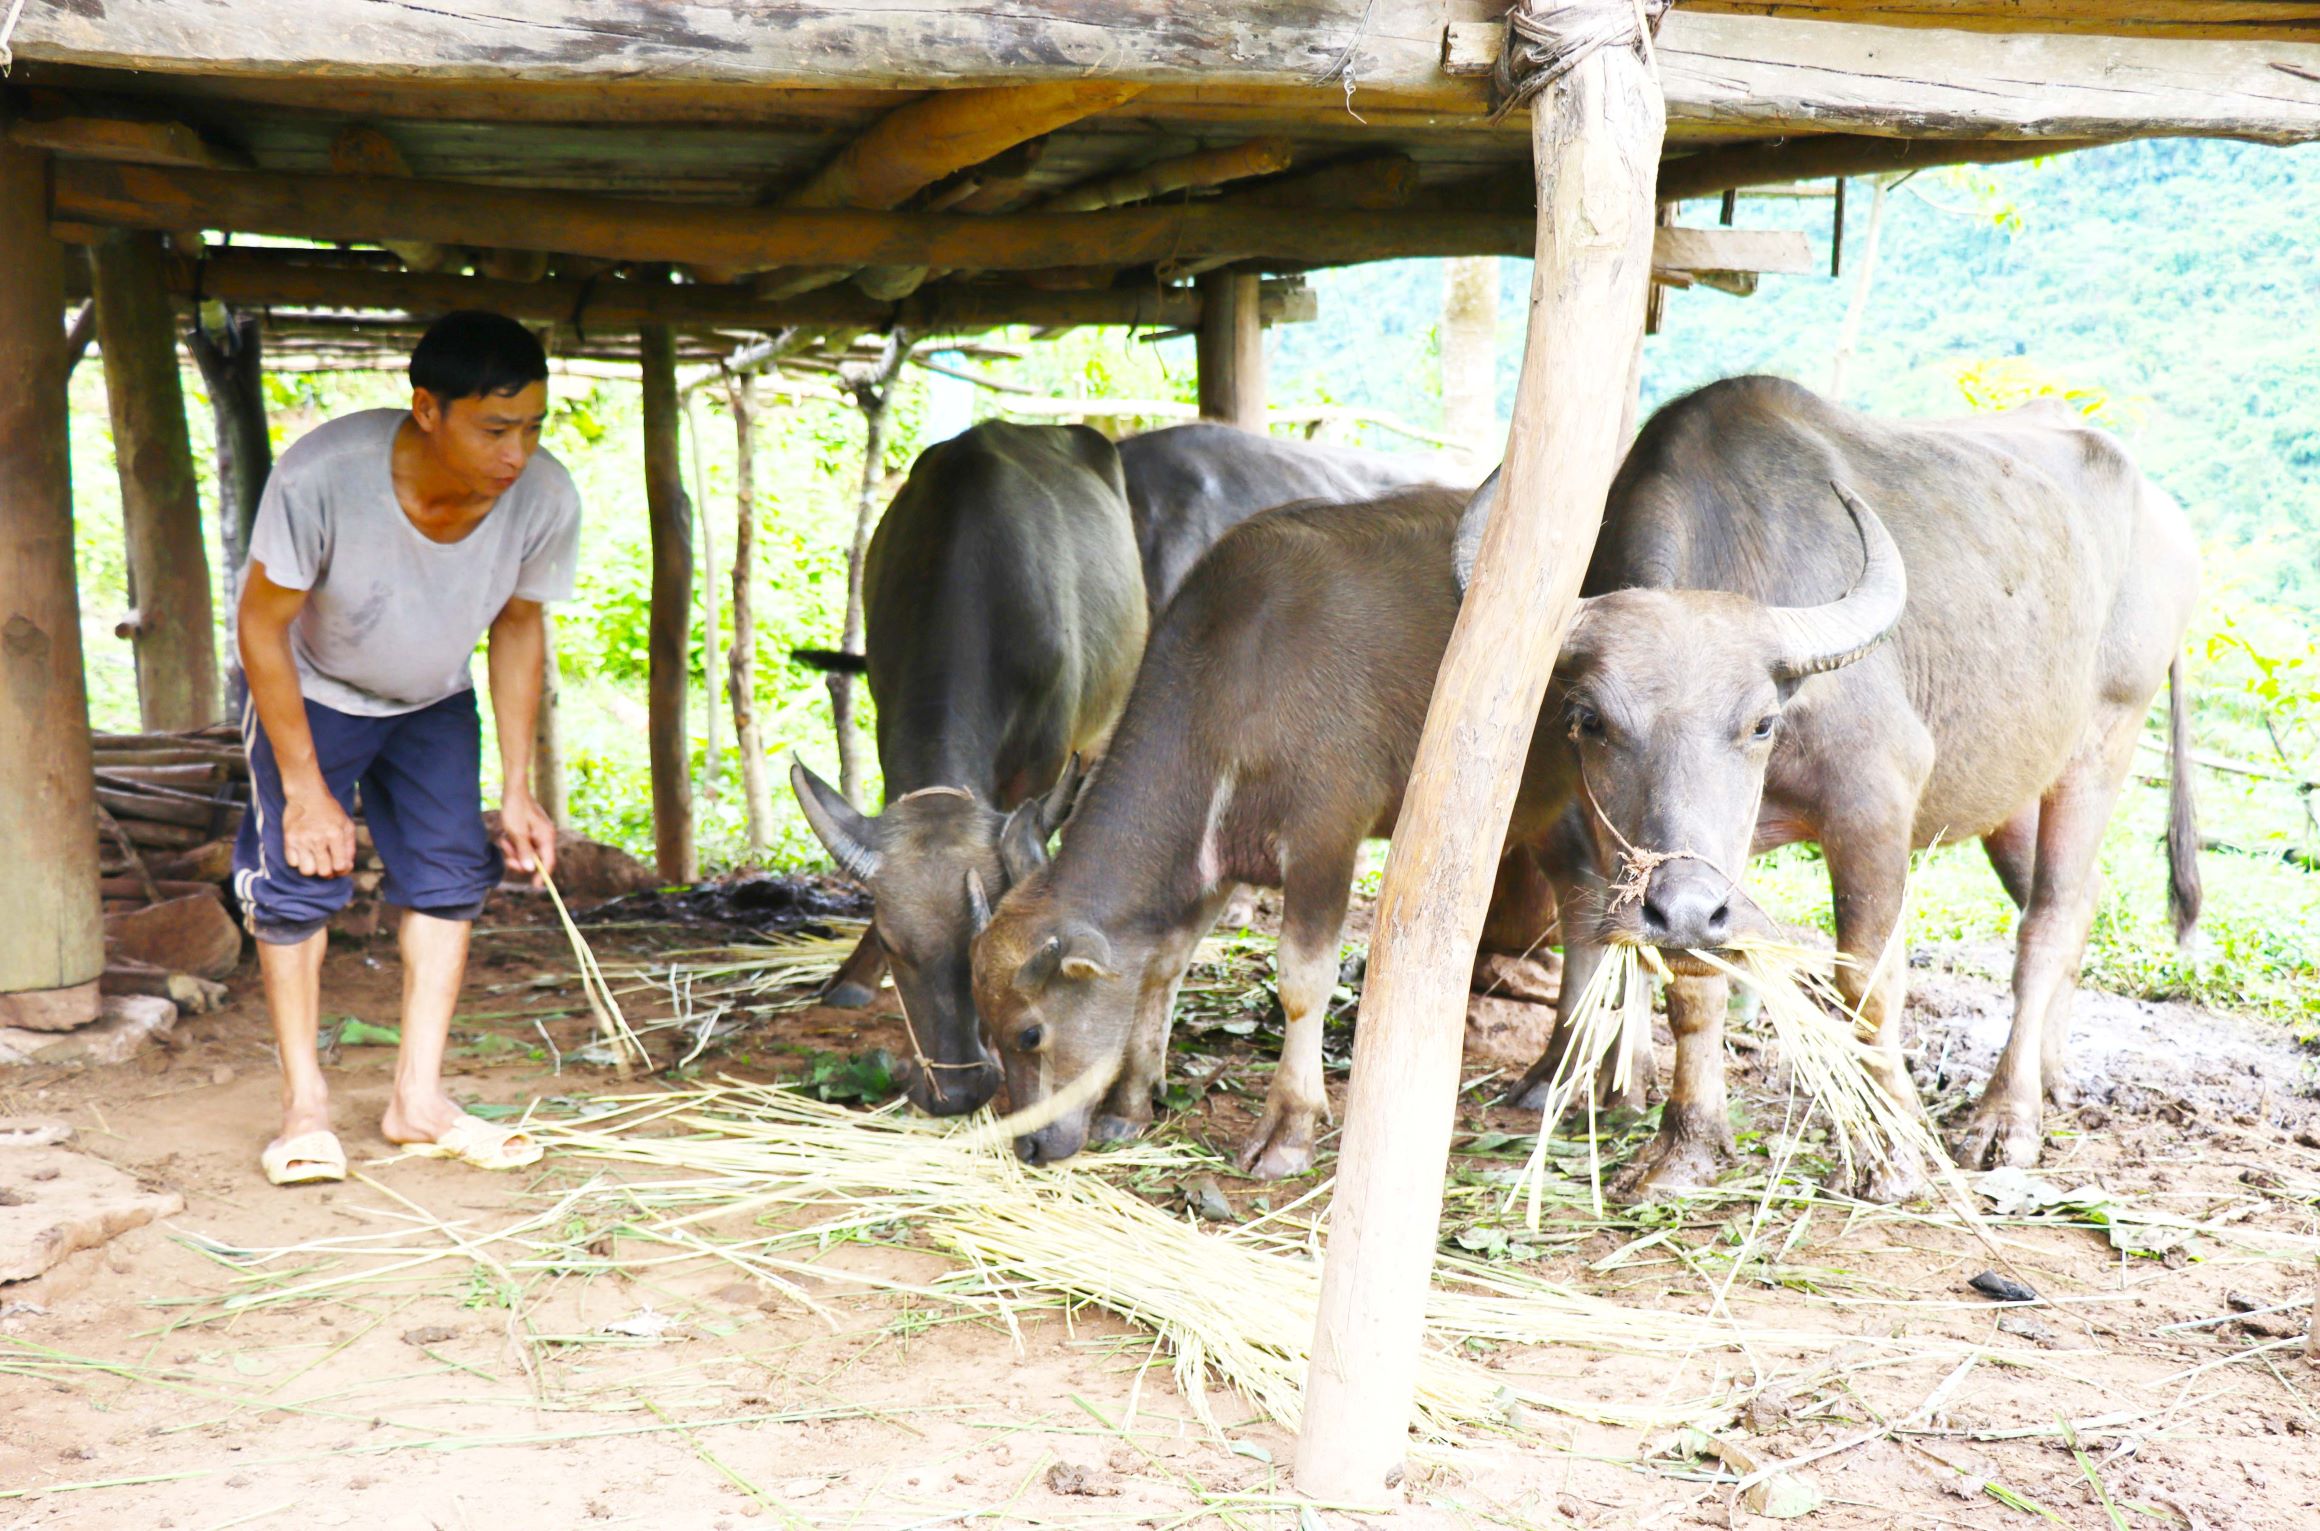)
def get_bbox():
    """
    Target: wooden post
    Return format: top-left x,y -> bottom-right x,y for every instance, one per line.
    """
725,369 -> 775,856
1294,24 -> 1666,1501
831,333 -> 911,808
91,230 -> 220,731
640,323 -> 697,882
1440,256 -> 1500,477
188,304 -> 271,710
685,391 -> 722,800
532,612 -> 569,833
1196,272 -> 1266,432
0,143 -> 106,1028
